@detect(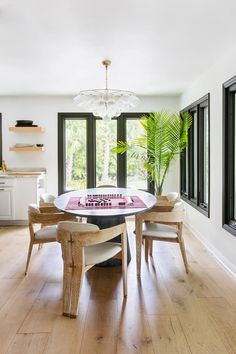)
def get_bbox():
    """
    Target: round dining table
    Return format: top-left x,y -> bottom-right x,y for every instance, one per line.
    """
54,187 -> 157,266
